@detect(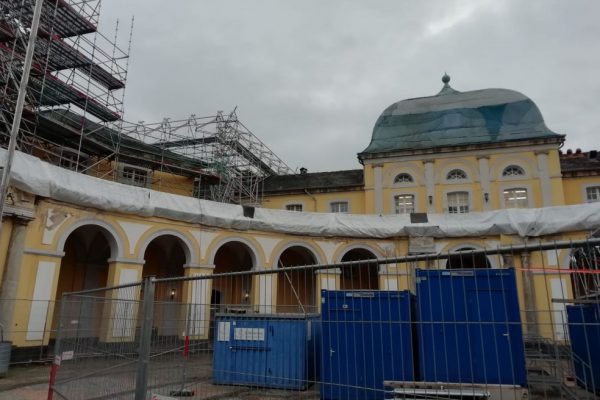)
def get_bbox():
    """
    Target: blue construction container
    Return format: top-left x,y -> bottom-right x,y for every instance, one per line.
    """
320,290 -> 415,400
566,302 -> 600,394
212,313 -> 319,390
416,268 -> 527,387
